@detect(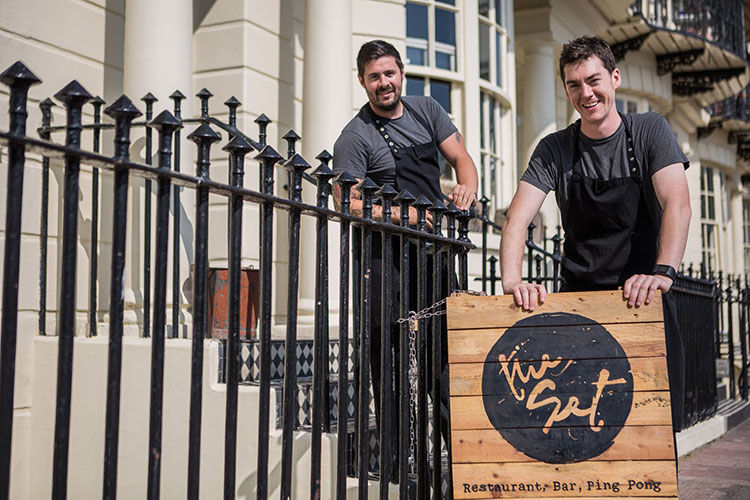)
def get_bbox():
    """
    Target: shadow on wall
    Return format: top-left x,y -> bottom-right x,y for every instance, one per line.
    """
194,0 -> 217,32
